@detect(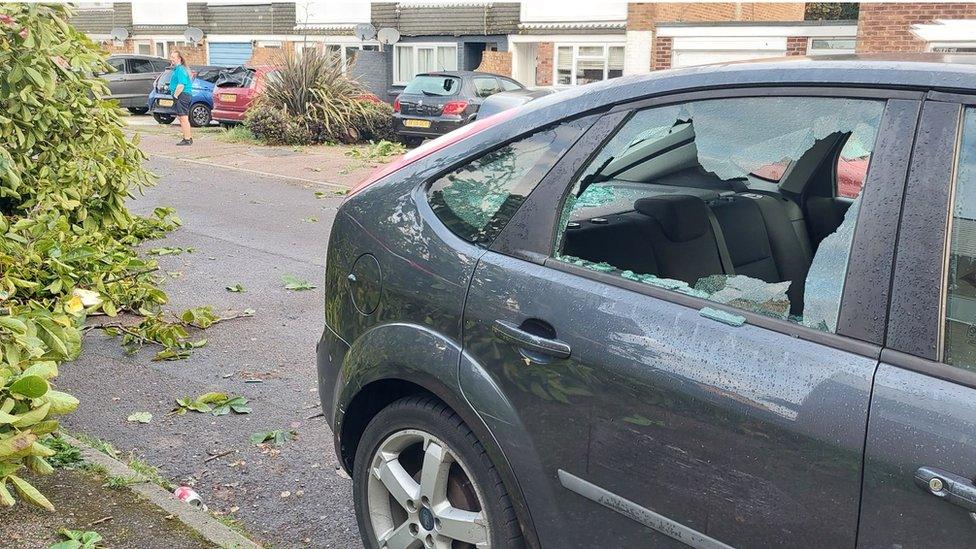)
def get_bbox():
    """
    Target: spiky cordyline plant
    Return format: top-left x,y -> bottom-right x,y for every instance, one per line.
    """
261,46 -> 372,141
